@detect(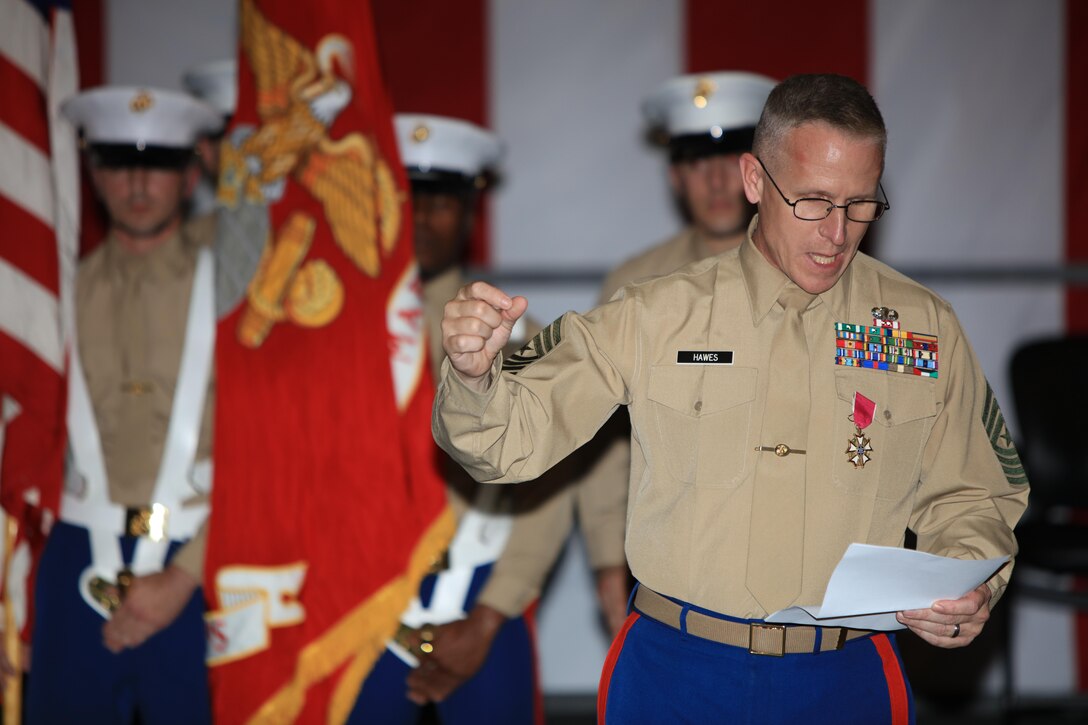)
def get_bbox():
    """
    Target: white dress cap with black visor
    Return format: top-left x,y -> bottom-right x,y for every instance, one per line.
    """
61,86 -> 223,169
642,71 -> 776,163
394,114 -> 503,195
